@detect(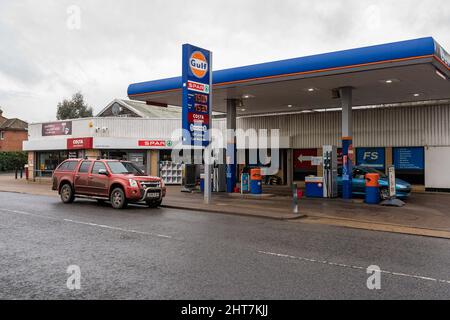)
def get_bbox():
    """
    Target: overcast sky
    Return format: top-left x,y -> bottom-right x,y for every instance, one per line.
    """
0,0 -> 449,123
